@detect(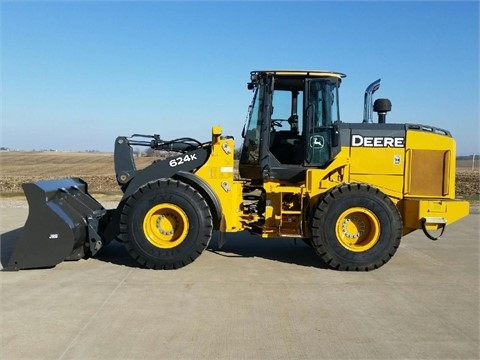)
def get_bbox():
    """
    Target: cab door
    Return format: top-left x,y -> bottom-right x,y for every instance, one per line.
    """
304,78 -> 341,167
